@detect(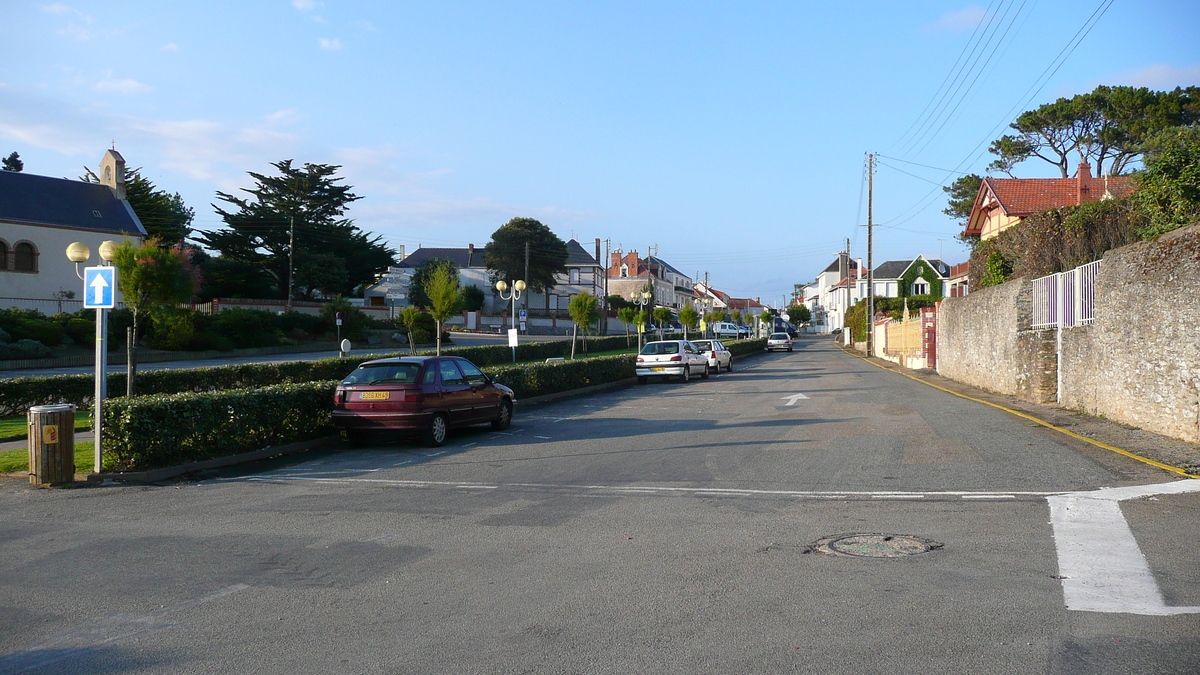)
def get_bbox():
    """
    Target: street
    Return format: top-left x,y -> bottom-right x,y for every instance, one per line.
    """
1,336 -> 1197,674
